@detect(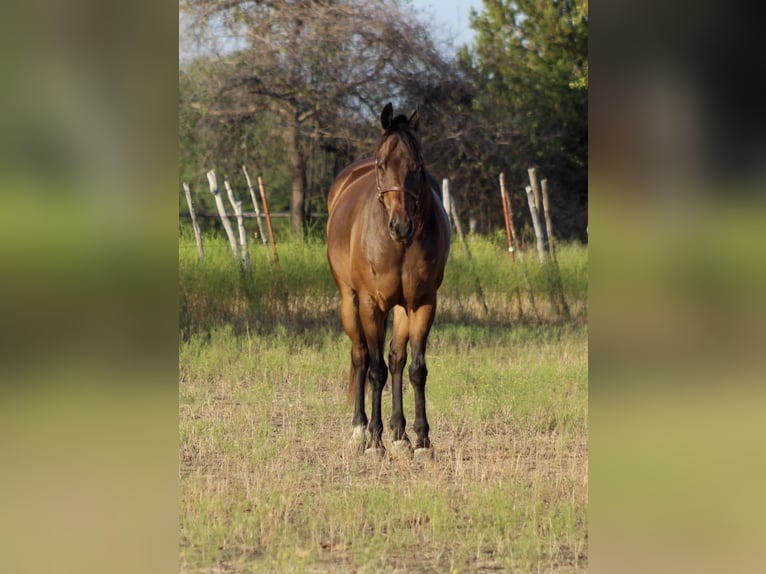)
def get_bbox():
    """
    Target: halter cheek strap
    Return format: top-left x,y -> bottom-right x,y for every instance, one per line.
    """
374,163 -> 427,246
375,162 -> 424,203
